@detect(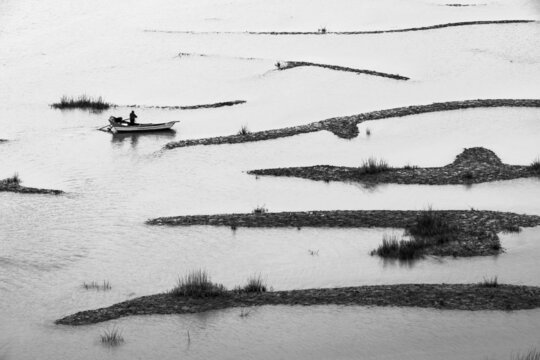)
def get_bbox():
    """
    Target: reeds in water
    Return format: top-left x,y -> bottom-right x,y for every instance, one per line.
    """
51,95 -> 112,110
170,270 -> 226,298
